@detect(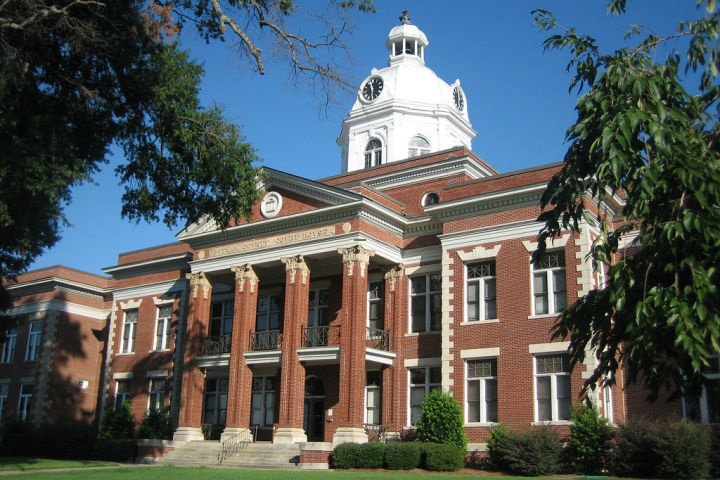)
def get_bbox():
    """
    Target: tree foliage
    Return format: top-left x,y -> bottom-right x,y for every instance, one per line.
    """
533,1 -> 720,400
